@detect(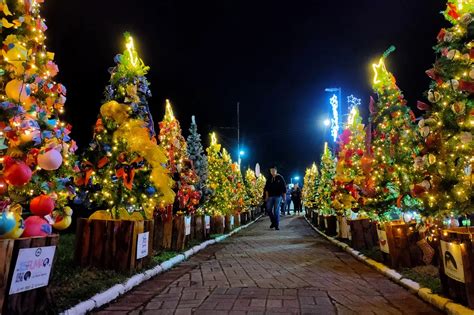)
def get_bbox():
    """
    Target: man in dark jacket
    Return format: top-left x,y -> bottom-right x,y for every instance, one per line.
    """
291,183 -> 302,214
264,165 -> 287,230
